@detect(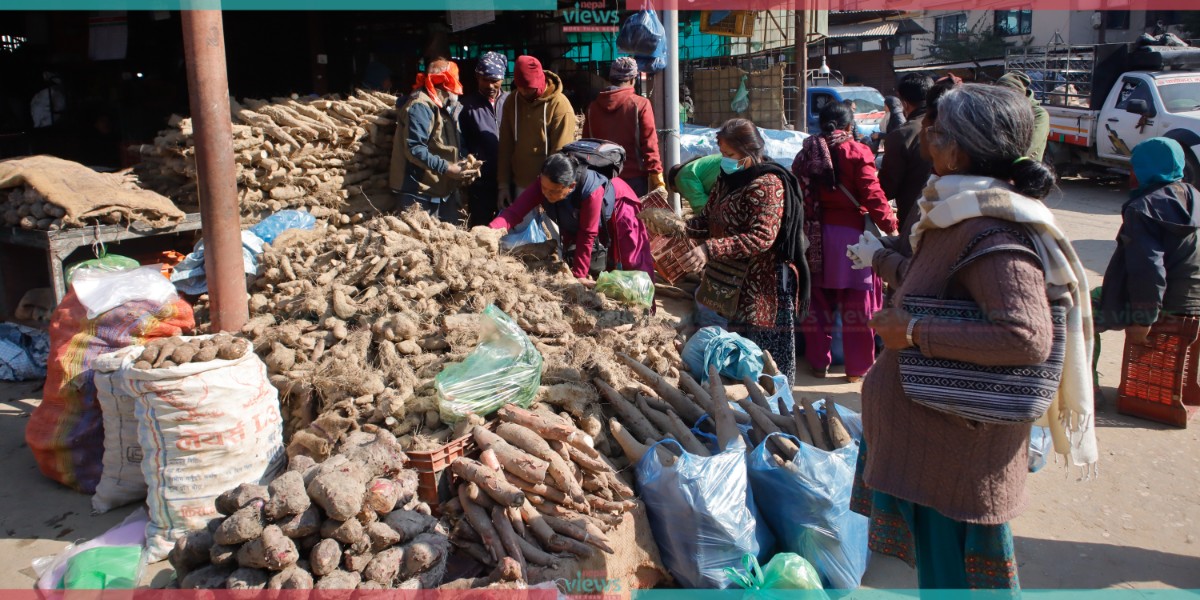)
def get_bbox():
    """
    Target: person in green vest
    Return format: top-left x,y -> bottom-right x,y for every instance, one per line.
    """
666,154 -> 721,212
